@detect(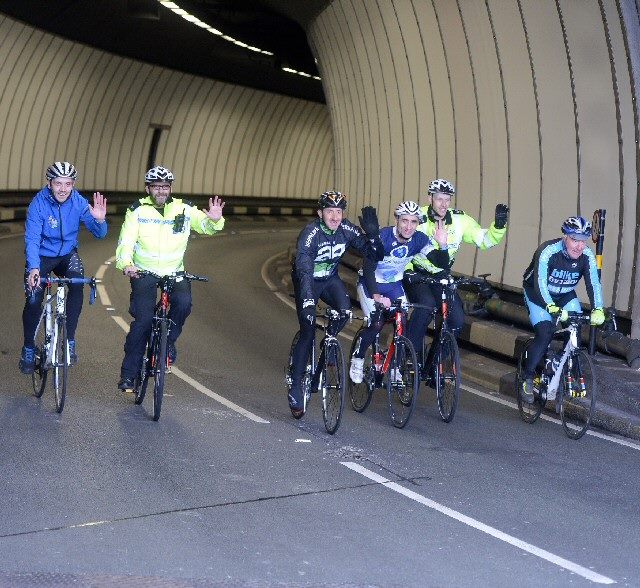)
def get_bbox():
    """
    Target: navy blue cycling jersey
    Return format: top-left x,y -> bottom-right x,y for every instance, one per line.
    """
523,238 -> 603,309
293,218 -> 383,302
362,226 -> 446,296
